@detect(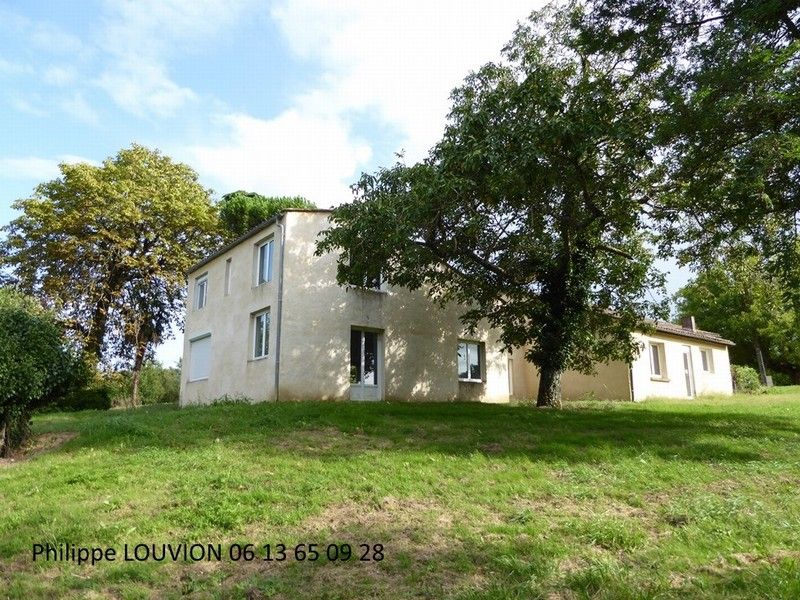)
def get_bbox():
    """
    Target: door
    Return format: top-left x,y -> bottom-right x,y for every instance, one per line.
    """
350,328 -> 382,401
682,346 -> 695,398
